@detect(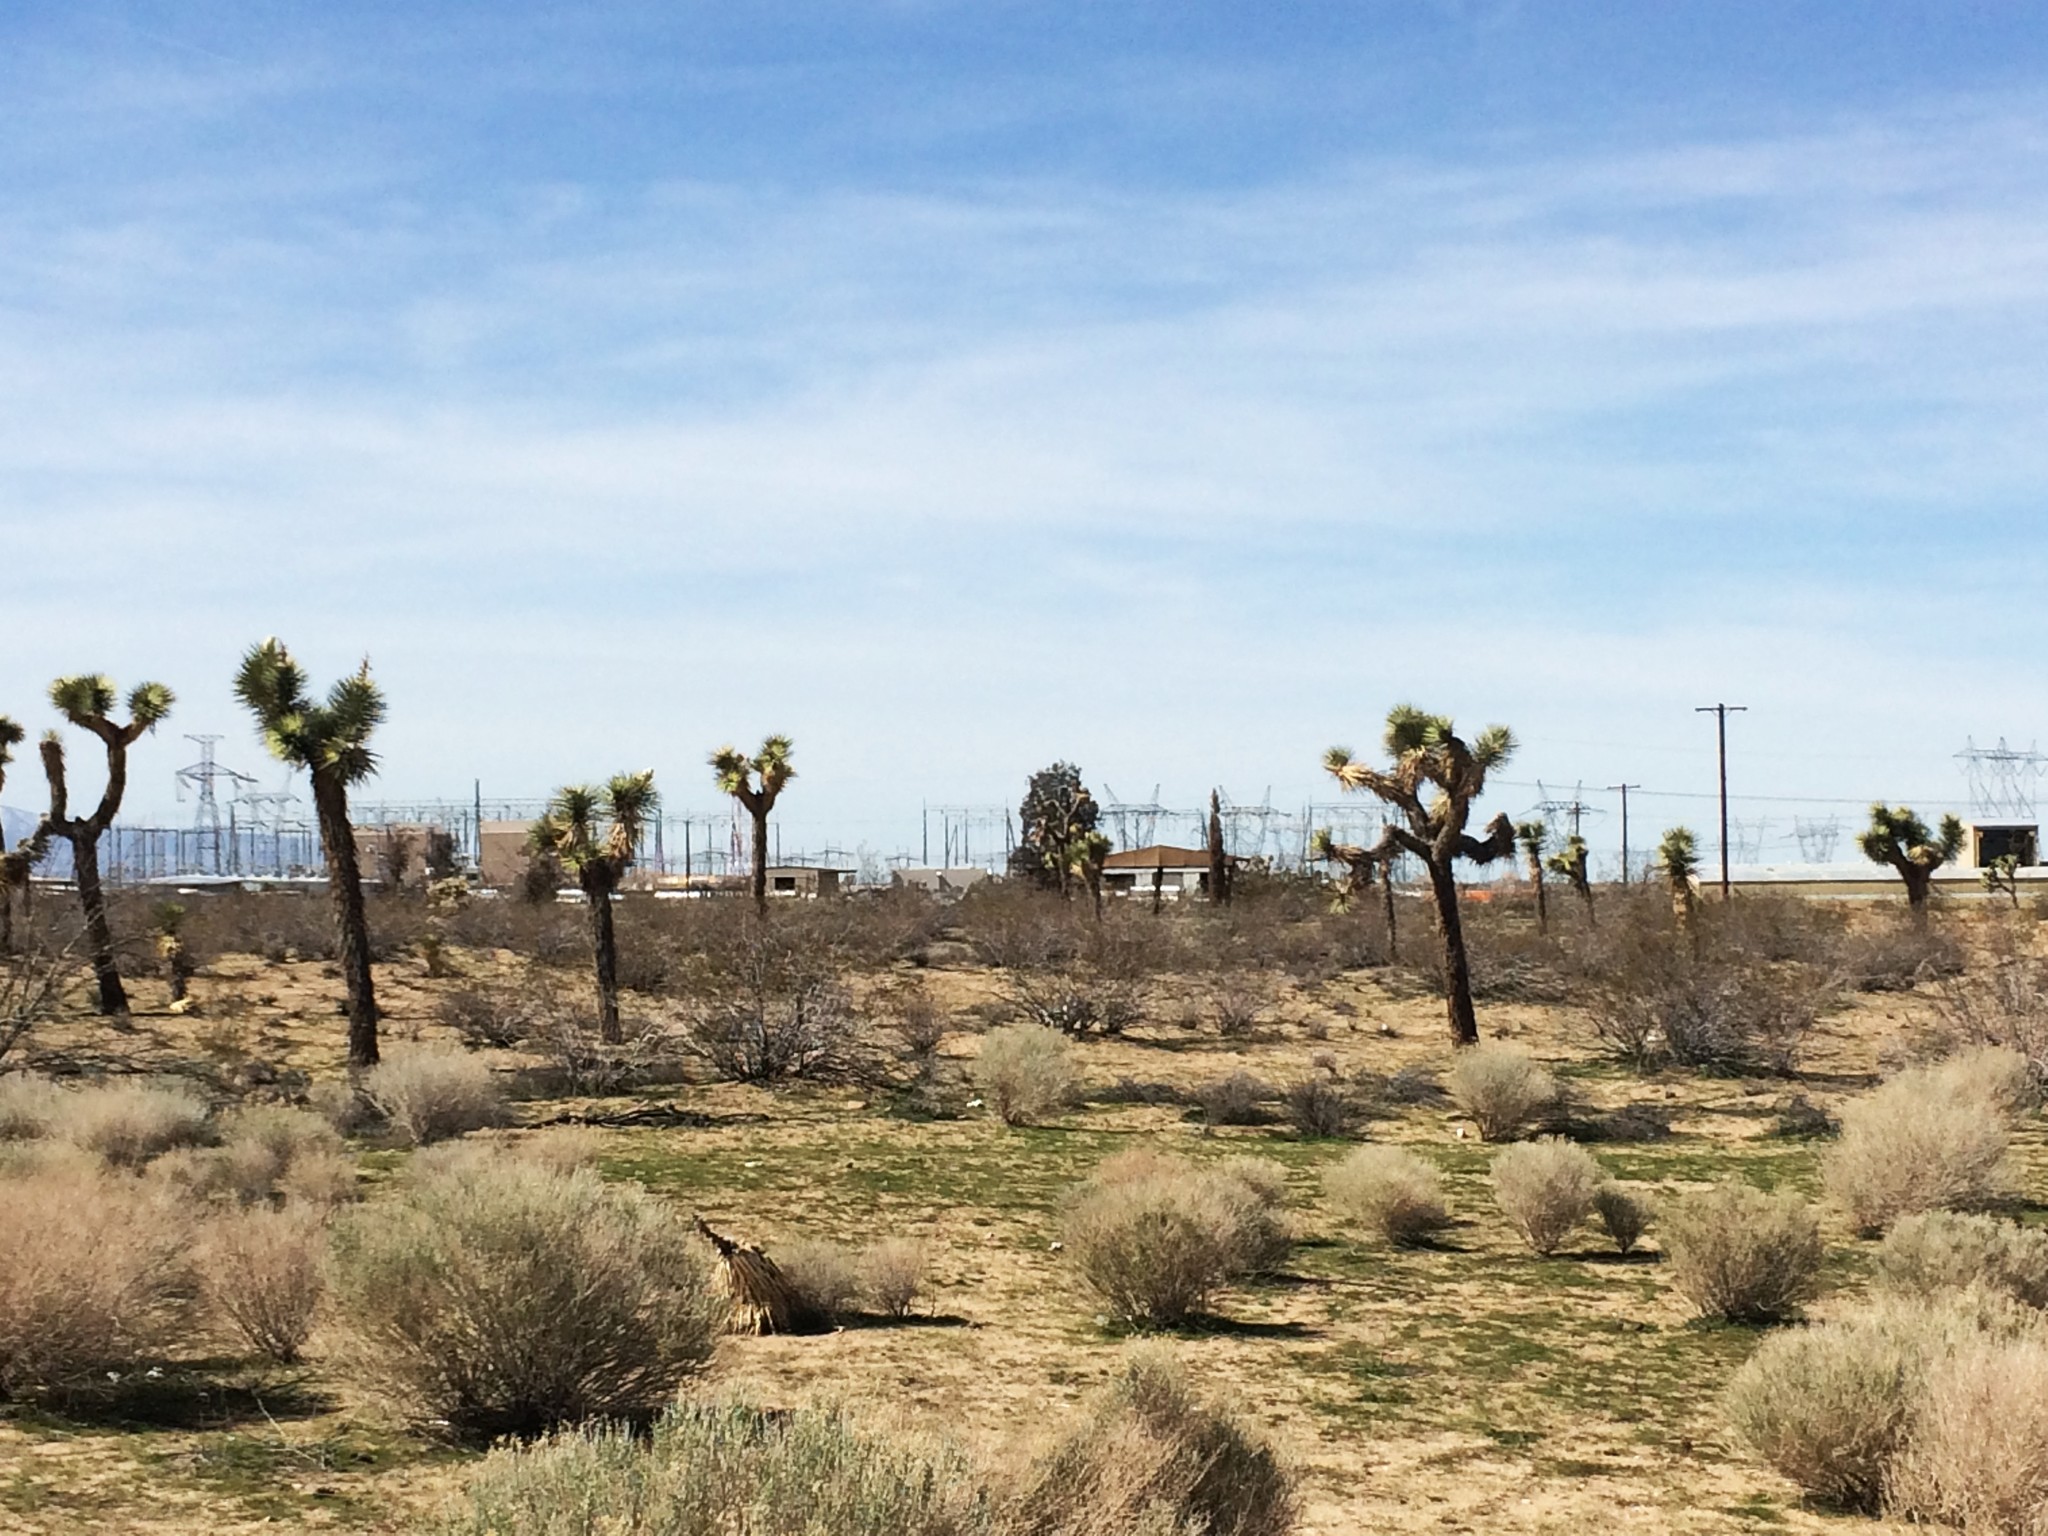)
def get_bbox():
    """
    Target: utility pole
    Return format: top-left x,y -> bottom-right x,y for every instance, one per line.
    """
1607,783 -> 1640,883
1694,704 -> 1748,899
